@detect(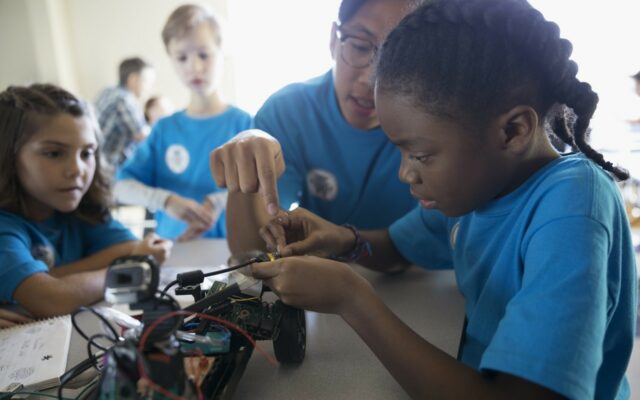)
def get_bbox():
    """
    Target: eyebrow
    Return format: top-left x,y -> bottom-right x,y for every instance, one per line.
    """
38,140 -> 97,148
341,24 -> 377,41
